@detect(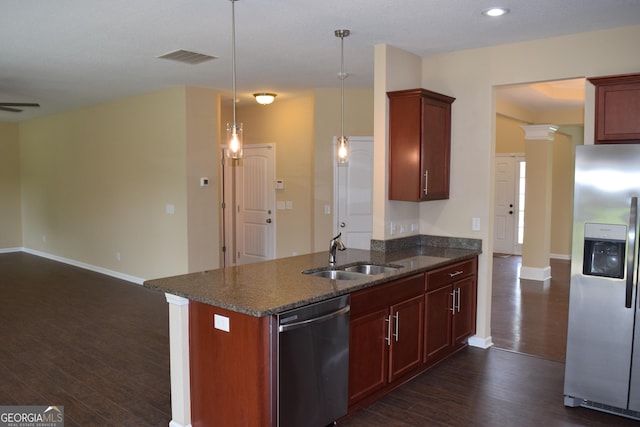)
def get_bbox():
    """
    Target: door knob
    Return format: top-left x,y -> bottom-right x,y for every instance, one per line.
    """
340,222 -> 346,228
266,218 -> 272,224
